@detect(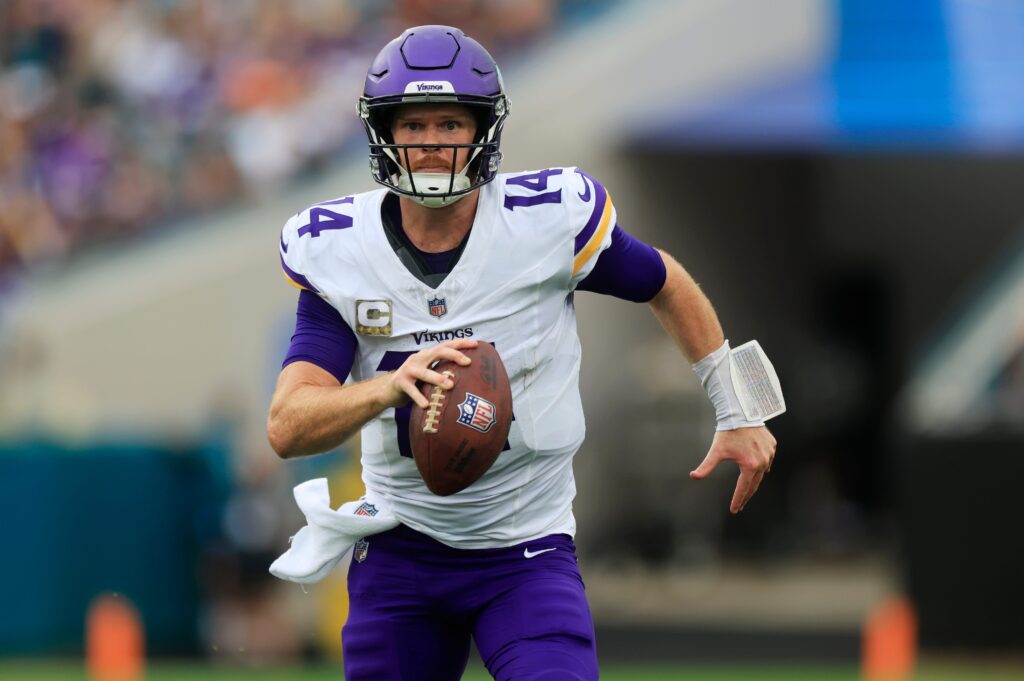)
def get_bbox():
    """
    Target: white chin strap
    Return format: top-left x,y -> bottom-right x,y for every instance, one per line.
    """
395,169 -> 472,208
